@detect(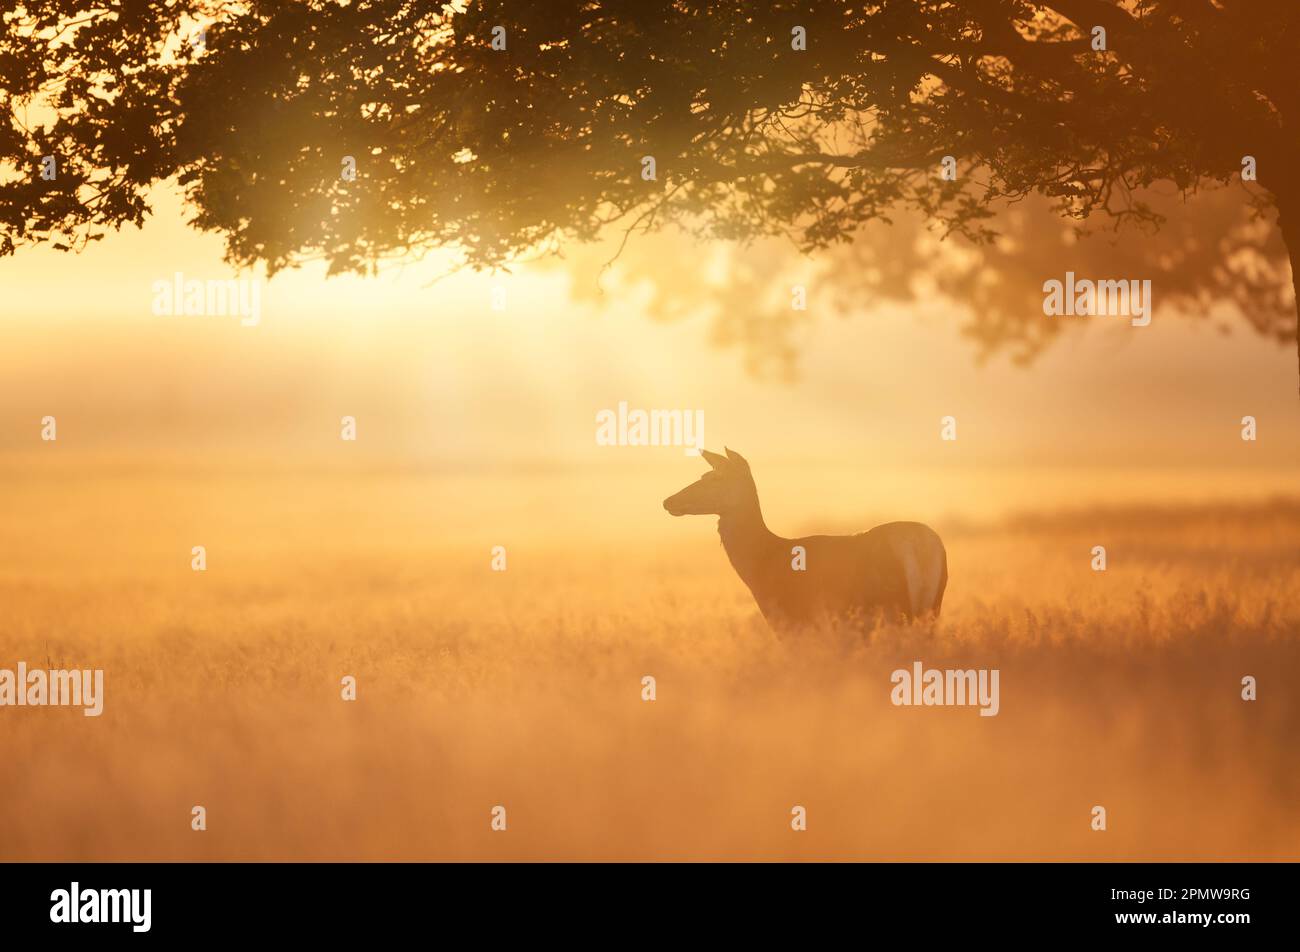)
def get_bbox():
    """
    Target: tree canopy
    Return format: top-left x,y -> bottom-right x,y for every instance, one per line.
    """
3,1 -> 1297,384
